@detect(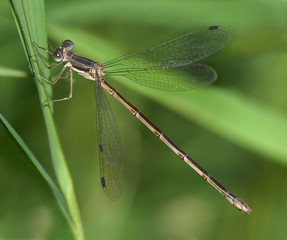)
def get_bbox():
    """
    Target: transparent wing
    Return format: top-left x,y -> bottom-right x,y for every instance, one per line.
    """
95,81 -> 124,201
106,63 -> 217,90
103,26 -> 231,90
